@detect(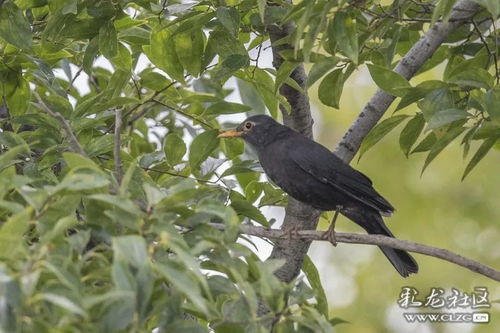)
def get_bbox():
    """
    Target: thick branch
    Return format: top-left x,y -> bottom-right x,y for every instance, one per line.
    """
209,223 -> 500,282
33,91 -> 87,156
267,18 -> 321,284
334,0 -> 481,162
